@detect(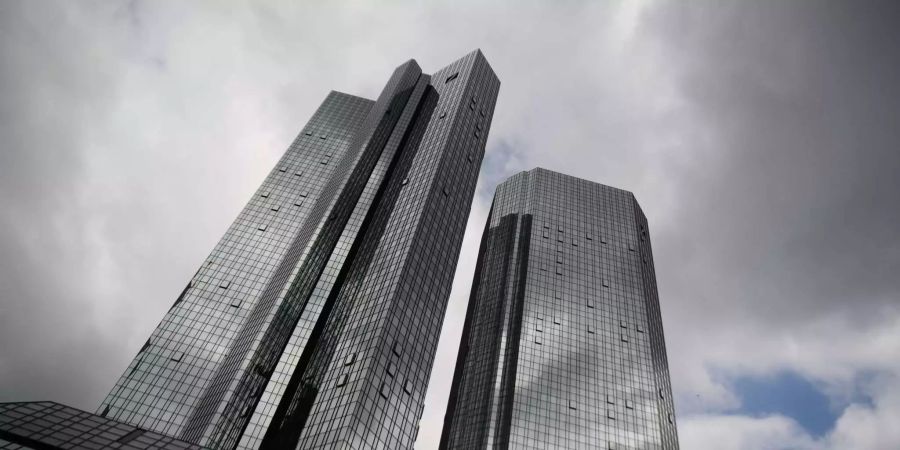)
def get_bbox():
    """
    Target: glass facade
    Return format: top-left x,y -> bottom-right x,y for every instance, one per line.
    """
440,168 -> 679,450
93,49 -> 499,450
0,401 -> 203,449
